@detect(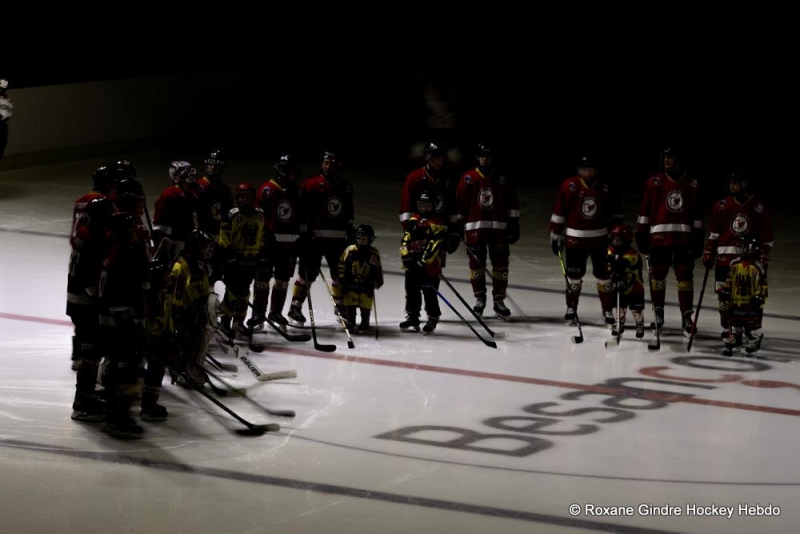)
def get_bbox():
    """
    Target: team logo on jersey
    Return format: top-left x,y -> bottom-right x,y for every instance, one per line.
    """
211,201 -> 222,221
666,190 -> 684,212
730,214 -> 750,235
581,197 -> 598,219
435,192 -> 445,214
277,200 -> 293,222
327,196 -> 343,218
479,188 -> 494,209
